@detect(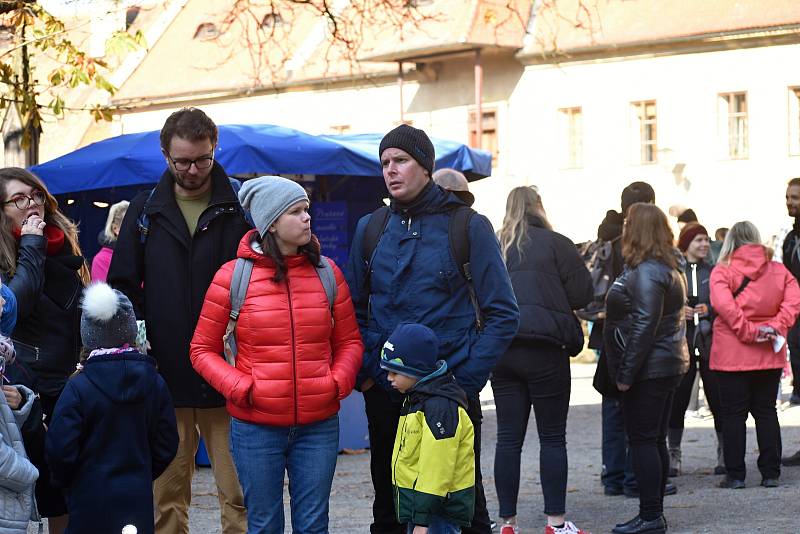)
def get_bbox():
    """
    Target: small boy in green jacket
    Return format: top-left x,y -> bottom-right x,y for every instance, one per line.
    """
380,323 -> 475,534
